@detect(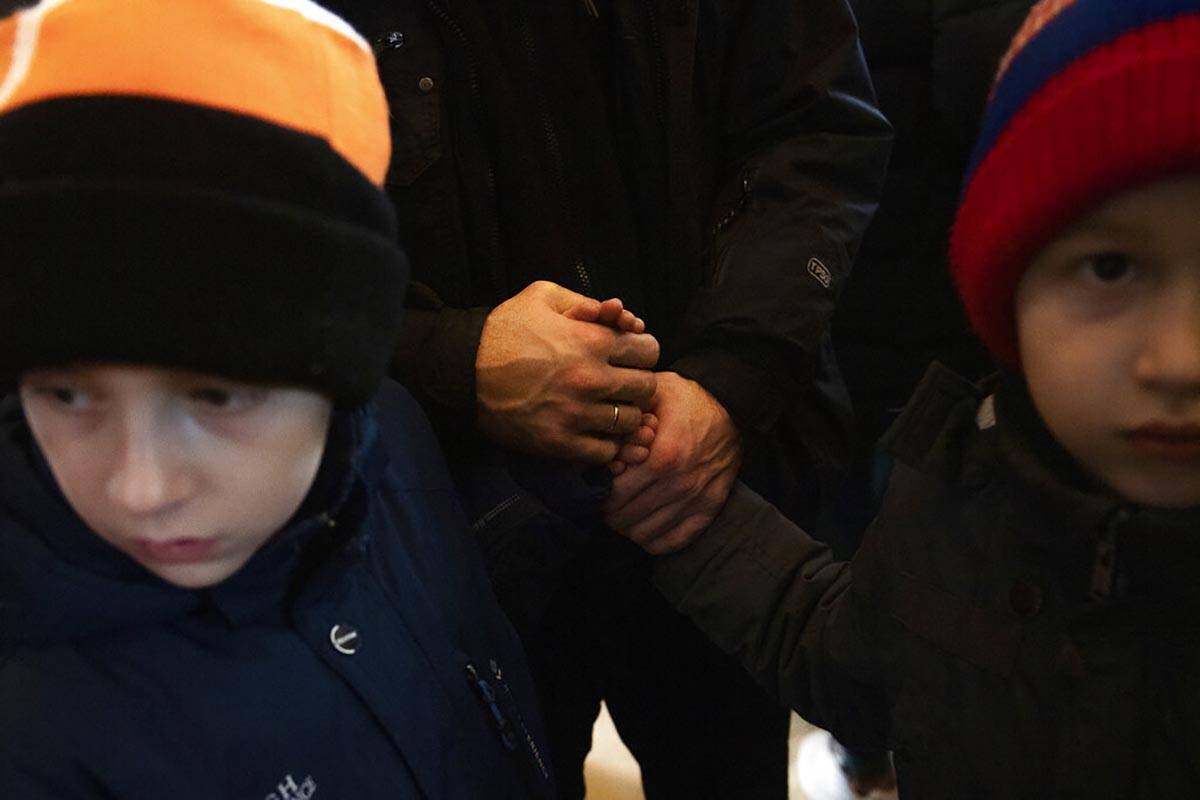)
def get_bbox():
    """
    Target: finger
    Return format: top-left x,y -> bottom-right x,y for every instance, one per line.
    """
620,496 -> 691,545
617,489 -> 690,540
615,442 -> 650,465
605,469 -> 687,529
592,298 -> 626,327
538,281 -> 594,314
550,433 -> 620,465
583,402 -> 643,437
625,424 -> 655,448
615,308 -> 645,334
602,367 -> 658,407
644,514 -> 712,555
608,331 -> 660,370
563,298 -> 603,322
609,460 -> 627,476
642,413 -> 659,431
605,455 -> 663,511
